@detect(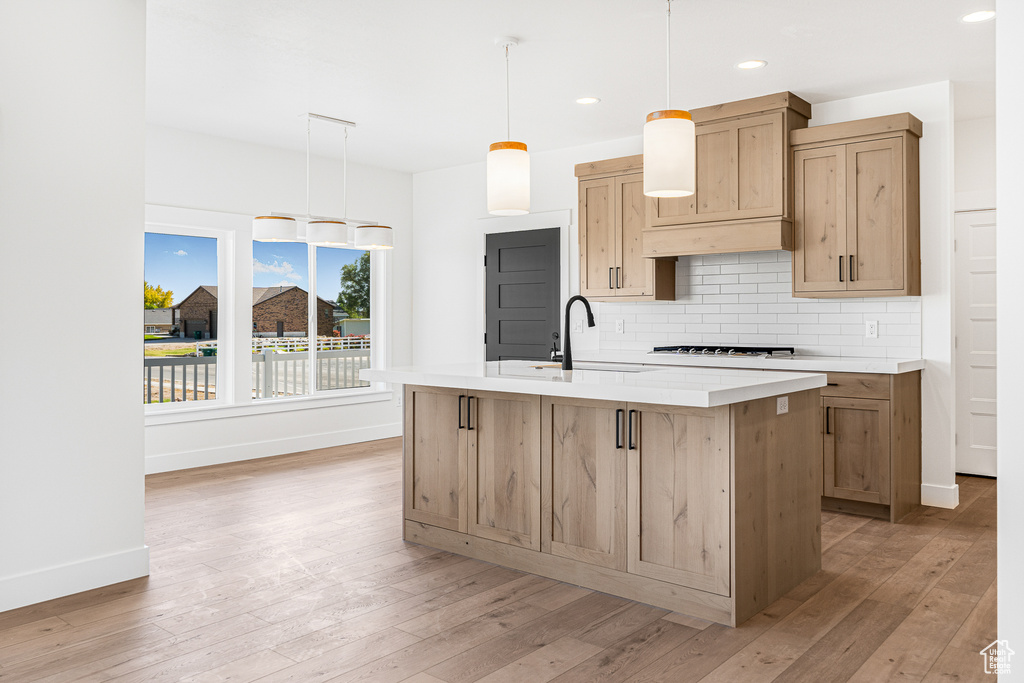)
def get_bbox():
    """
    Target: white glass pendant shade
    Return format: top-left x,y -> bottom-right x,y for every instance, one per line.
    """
643,110 -> 695,198
306,220 -> 349,246
252,215 -> 298,242
487,141 -> 530,216
354,225 -> 393,250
